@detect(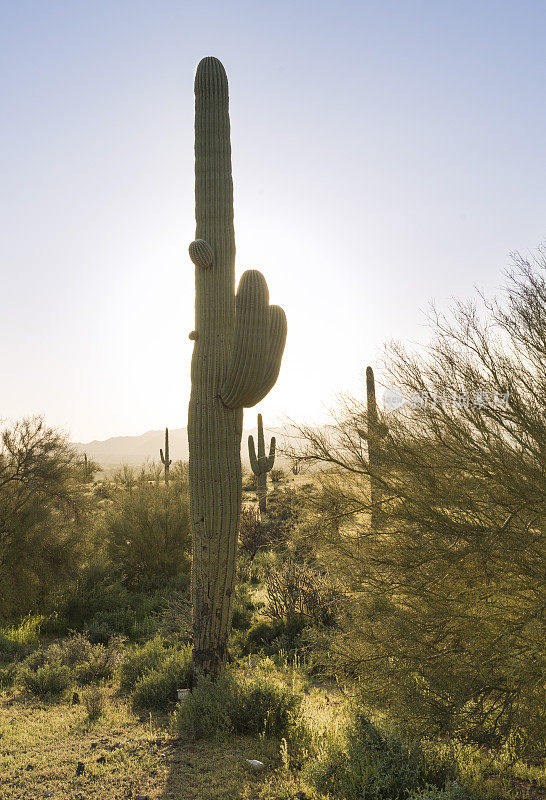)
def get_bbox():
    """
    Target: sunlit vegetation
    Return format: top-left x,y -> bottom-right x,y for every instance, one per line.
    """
1,256 -> 544,798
